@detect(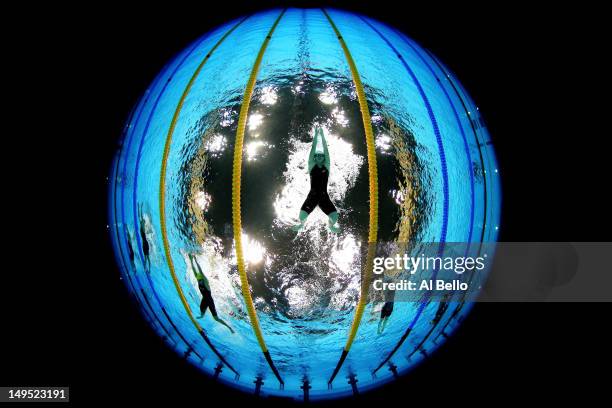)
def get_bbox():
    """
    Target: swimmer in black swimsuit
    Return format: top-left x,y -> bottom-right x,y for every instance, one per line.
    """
188,253 -> 234,334
138,203 -> 151,272
378,301 -> 394,334
293,127 -> 340,232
